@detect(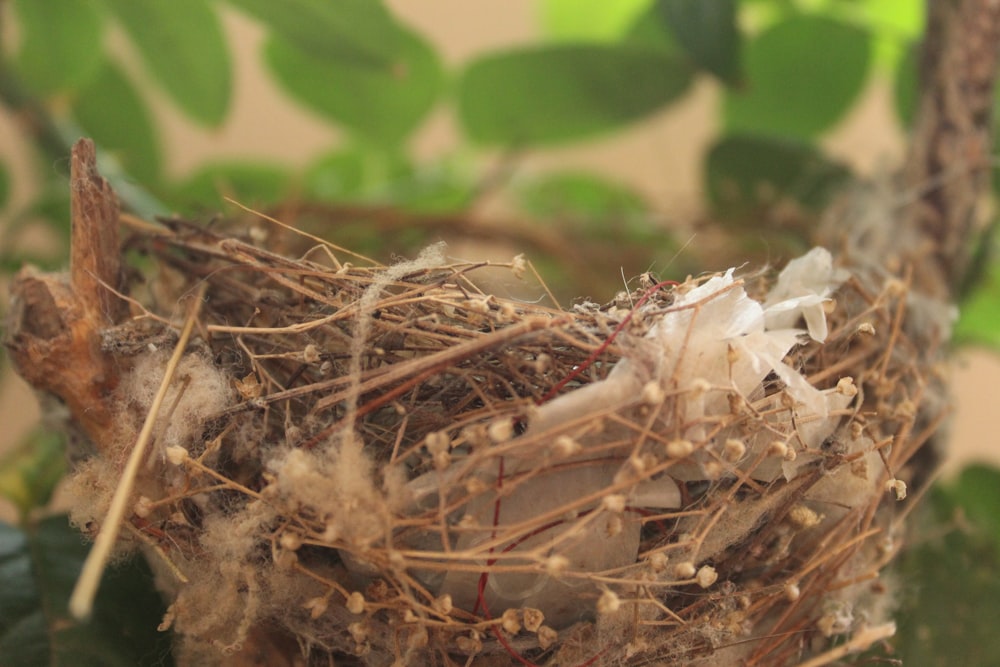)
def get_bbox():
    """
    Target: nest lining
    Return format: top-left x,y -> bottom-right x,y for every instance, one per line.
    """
62,216 -> 942,666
